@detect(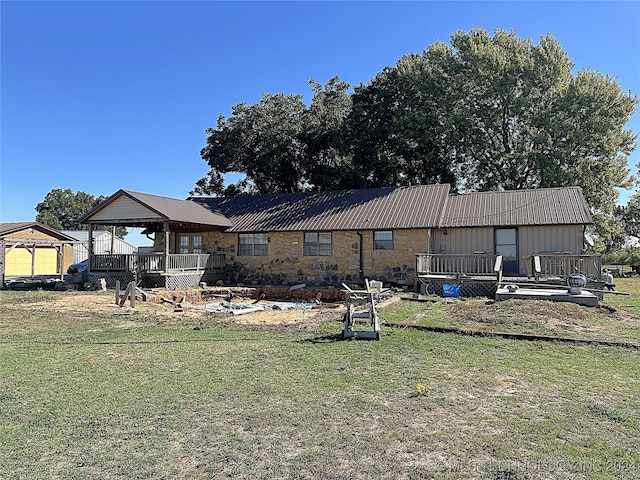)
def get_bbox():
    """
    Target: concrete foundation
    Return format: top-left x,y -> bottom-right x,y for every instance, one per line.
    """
495,287 -> 599,307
